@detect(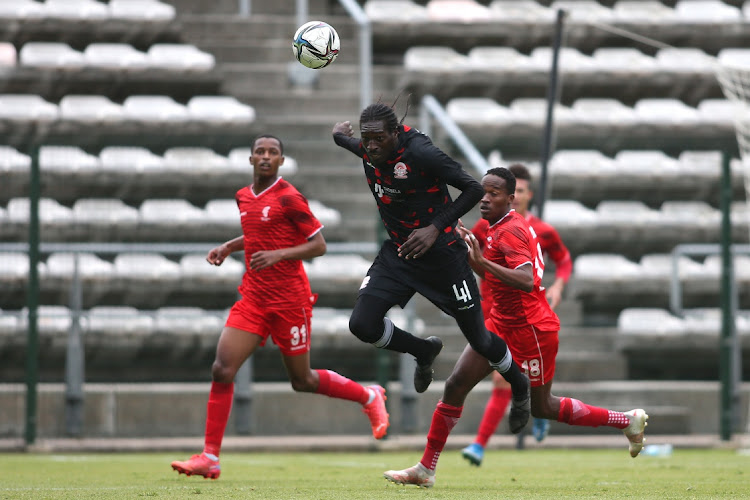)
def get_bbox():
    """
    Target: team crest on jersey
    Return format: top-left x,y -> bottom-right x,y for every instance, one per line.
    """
261,206 -> 271,221
393,162 -> 408,179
